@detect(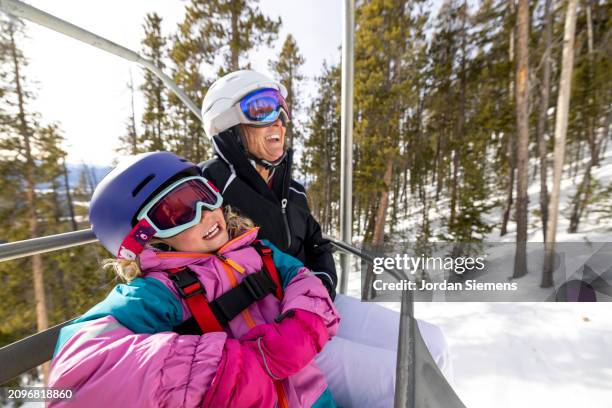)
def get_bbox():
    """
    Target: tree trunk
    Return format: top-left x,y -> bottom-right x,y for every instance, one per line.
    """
230,6 -> 240,71
449,149 -> 459,225
362,161 -> 393,300
435,131 -> 444,201
543,0 -> 578,288
568,161 -> 592,232
502,3 -> 517,237
9,23 -> 49,384
128,71 -> 138,154
451,1 -> 467,231
536,0 -> 553,241
567,2 -> 601,235
513,0 -> 530,278
501,134 -> 516,236
62,157 -> 78,231
324,131 -> 332,231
